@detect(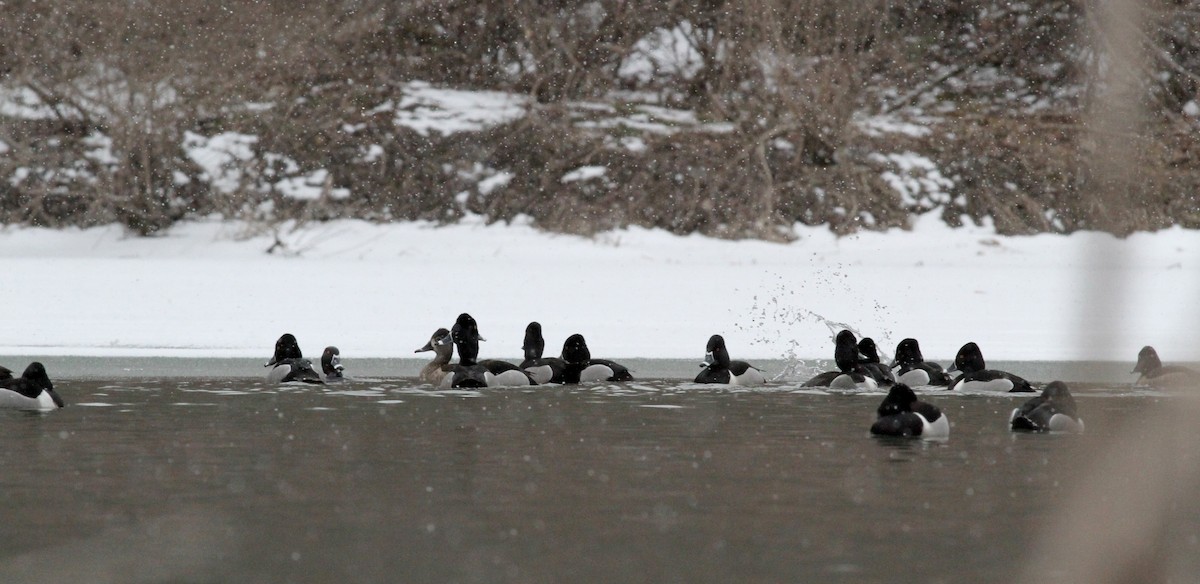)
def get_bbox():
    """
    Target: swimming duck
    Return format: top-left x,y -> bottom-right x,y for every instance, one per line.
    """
321,346 -> 345,382
889,338 -> 950,387
802,330 -> 878,390
442,313 -> 536,388
947,342 -> 1033,392
415,328 -> 453,385
1010,380 -> 1084,433
560,333 -> 633,383
519,322 -> 567,384
870,383 -> 949,438
1132,346 -> 1197,389
265,333 -> 324,384
0,362 -> 65,410
857,338 -> 895,386
695,334 -> 766,385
